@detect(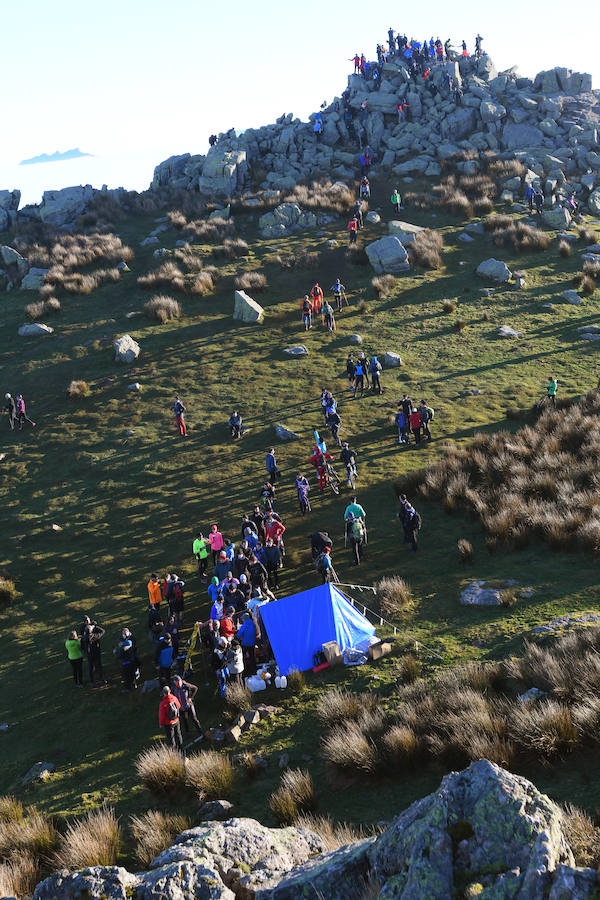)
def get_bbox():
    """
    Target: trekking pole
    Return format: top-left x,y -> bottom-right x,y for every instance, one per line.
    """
343,291 -> 349,308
